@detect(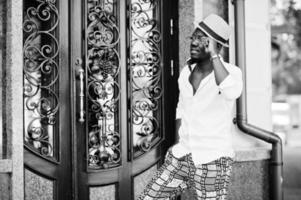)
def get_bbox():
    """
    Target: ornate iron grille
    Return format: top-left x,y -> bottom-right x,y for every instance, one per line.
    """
23,0 -> 59,160
86,0 -> 121,169
130,0 -> 163,157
